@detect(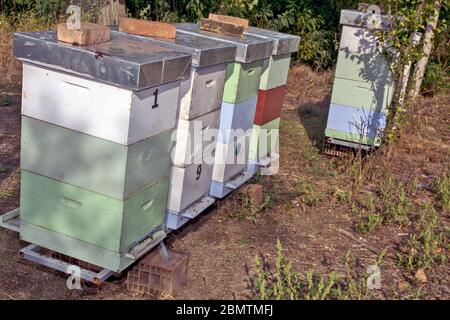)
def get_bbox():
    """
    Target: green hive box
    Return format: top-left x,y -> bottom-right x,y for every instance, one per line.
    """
324,128 -> 382,146
21,116 -> 172,200
20,170 -> 169,272
258,54 -> 291,91
331,51 -> 394,112
222,60 -> 263,104
249,118 -> 280,161
334,51 -> 392,84
330,77 -> 394,112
